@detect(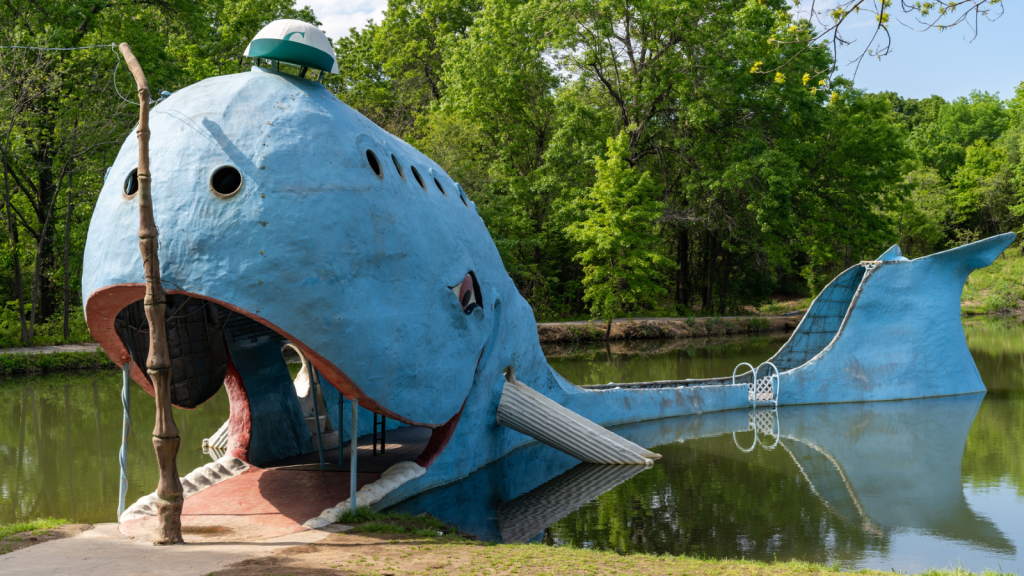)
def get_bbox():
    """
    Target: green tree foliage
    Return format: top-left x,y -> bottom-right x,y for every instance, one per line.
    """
0,0 -> 316,345
1,0 -> 1022,343
892,86 -> 1024,258
565,129 -> 674,335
